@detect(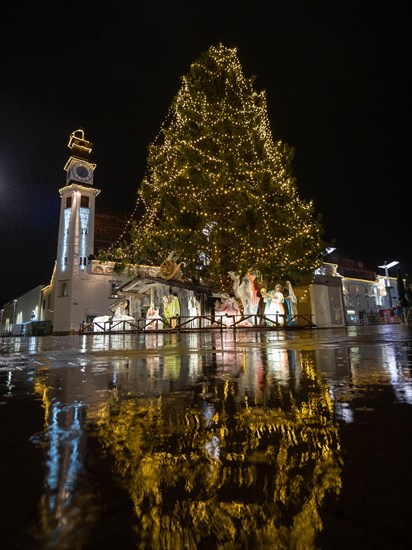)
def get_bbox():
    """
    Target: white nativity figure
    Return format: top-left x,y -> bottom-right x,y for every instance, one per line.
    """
93,300 -> 135,332
92,315 -> 112,332
145,302 -> 164,330
262,285 -> 285,325
228,271 -> 258,316
187,295 -> 199,328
